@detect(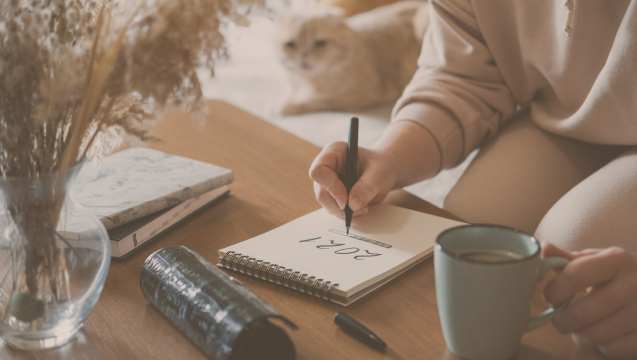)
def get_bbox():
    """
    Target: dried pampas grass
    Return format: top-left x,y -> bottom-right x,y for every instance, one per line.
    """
0,0 -> 266,177
0,0 -> 267,325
